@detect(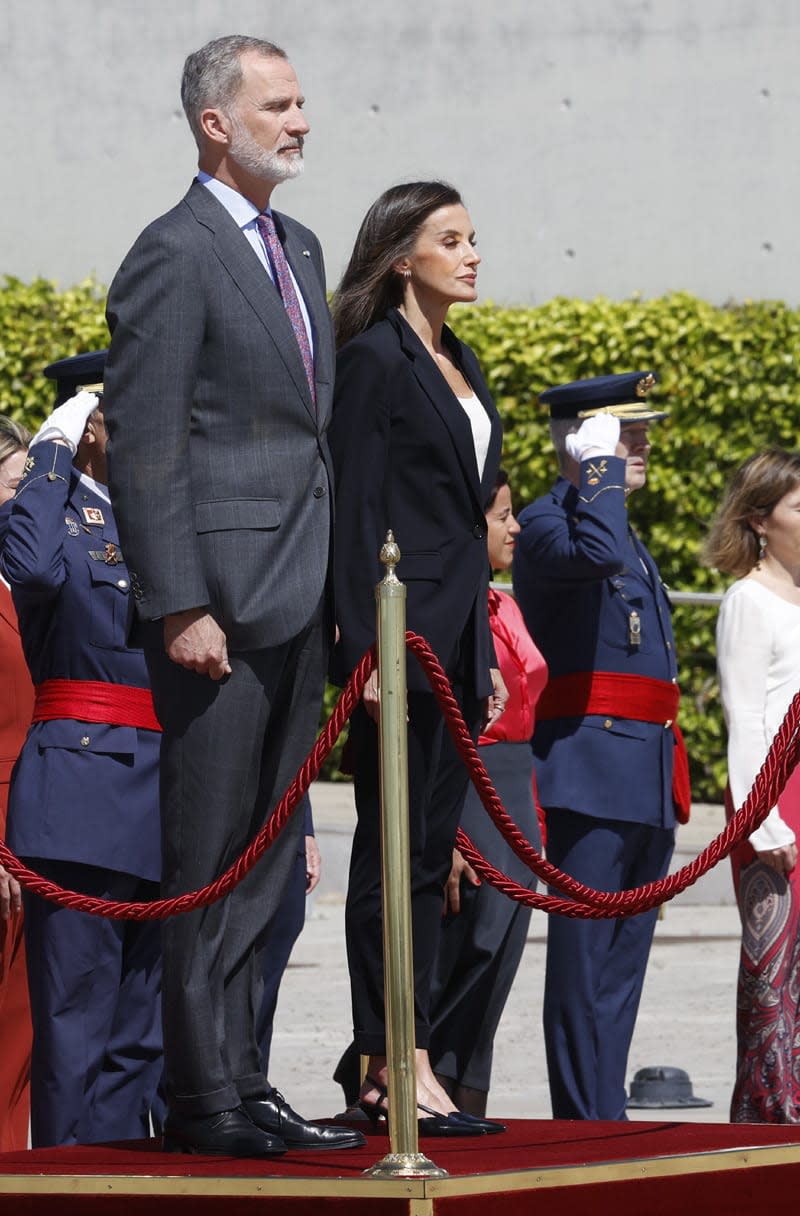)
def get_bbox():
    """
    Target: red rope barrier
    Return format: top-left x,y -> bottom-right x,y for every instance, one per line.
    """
405,632 -> 800,918
3,629 -> 798,922
0,650 -> 374,919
